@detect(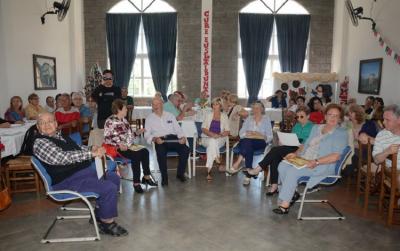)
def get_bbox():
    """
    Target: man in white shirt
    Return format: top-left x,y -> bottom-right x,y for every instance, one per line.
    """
373,104 -> 400,170
145,98 -> 190,186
